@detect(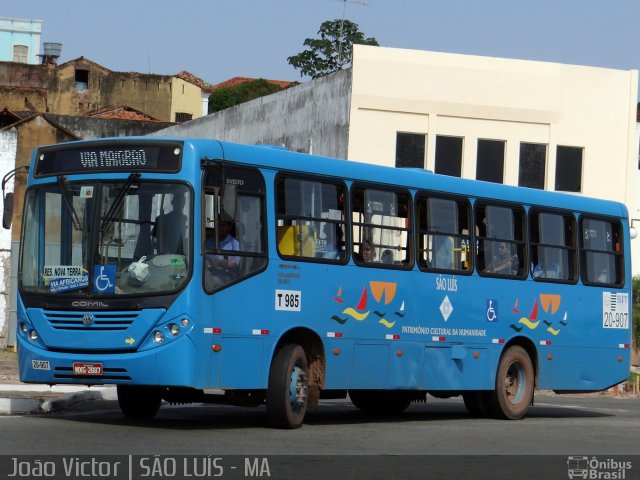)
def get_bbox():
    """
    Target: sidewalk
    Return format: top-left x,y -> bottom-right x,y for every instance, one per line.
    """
0,348 -> 116,415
